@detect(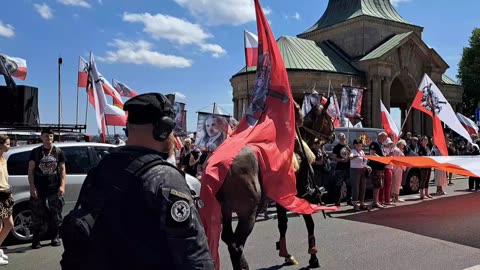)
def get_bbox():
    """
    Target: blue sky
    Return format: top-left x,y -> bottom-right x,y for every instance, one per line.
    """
0,0 -> 478,135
